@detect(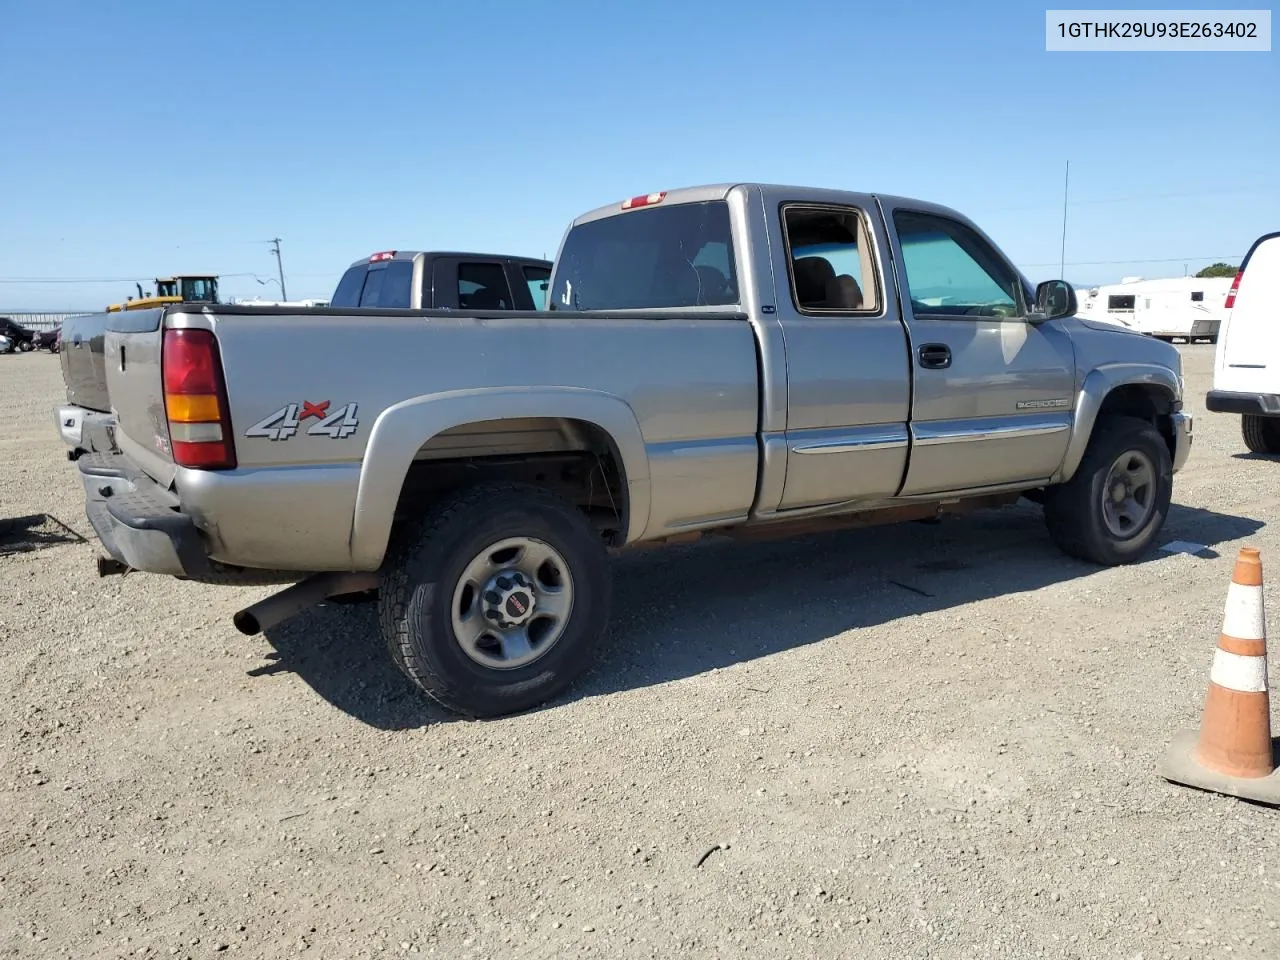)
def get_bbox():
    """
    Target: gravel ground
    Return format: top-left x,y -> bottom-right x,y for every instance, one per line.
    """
1,347 -> 1277,960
